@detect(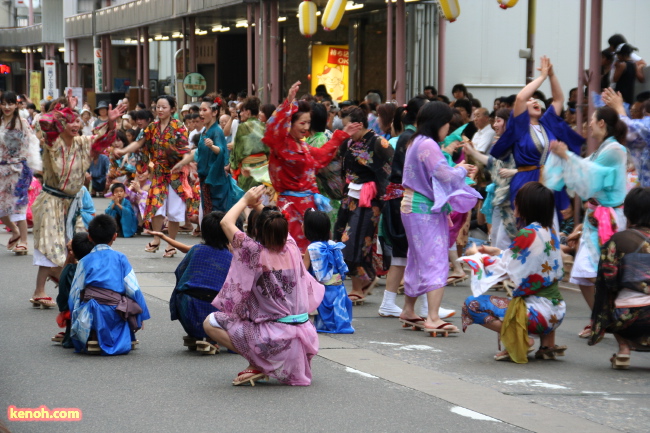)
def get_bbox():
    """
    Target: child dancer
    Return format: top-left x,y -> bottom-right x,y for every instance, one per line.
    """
304,209 -> 354,334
